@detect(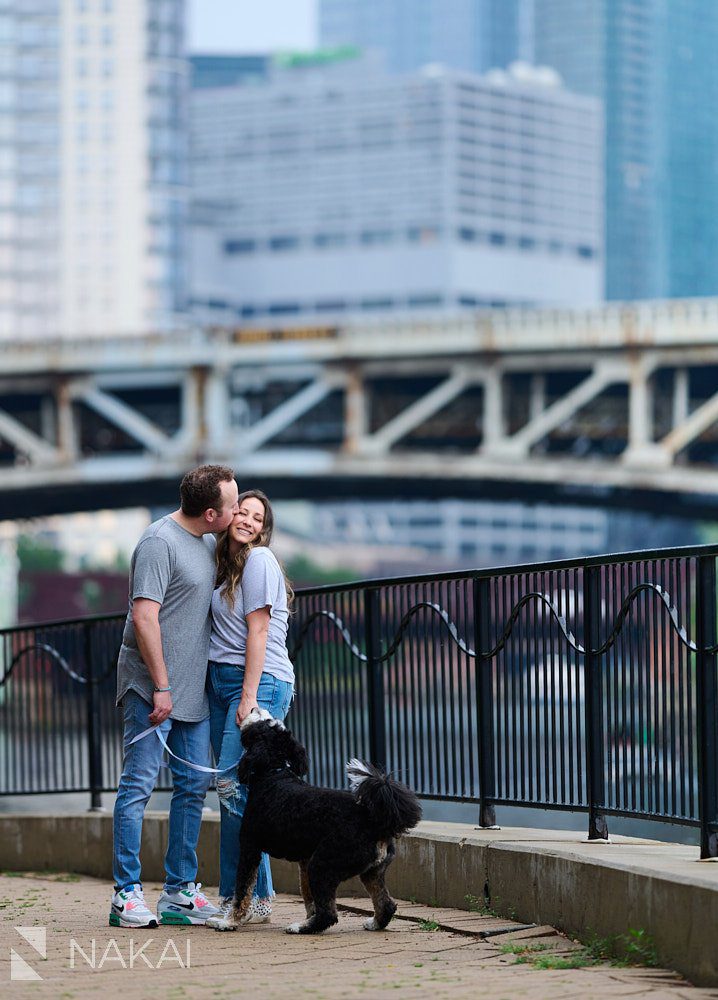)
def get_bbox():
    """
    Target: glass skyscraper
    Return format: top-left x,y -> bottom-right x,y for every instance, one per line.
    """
319,0 -> 526,75
534,0 -> 718,301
